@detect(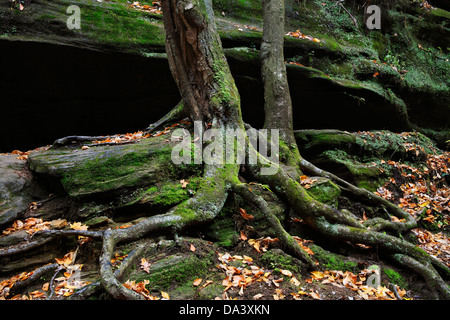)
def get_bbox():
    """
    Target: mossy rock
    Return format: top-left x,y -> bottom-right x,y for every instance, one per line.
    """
306,177 -> 341,208
314,149 -> 385,192
295,129 -> 357,156
139,254 -> 210,288
127,238 -> 219,298
203,213 -> 238,248
28,135 -> 191,198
